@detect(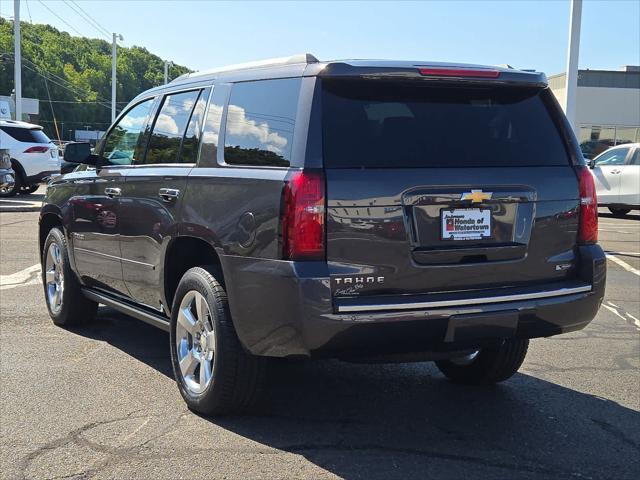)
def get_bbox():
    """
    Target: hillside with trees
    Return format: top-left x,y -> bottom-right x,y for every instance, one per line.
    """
0,18 -> 191,139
